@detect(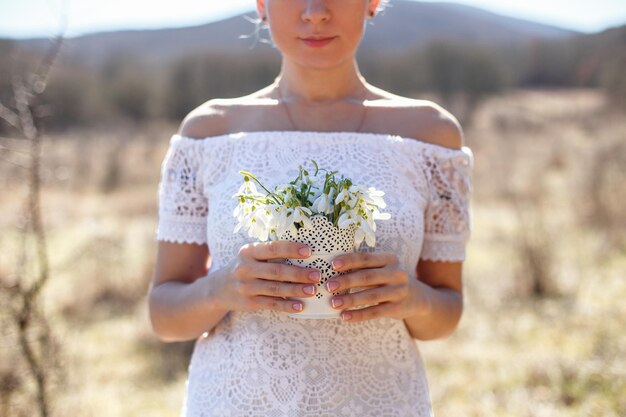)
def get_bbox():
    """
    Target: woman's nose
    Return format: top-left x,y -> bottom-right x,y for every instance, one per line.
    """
301,0 -> 331,23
